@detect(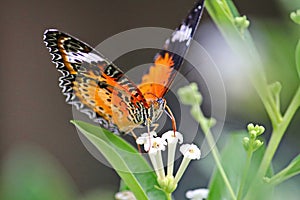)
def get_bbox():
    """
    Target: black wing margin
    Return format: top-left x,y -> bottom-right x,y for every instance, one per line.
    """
138,0 -> 205,99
